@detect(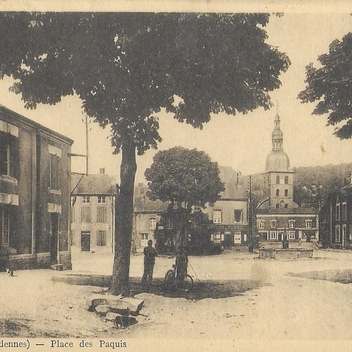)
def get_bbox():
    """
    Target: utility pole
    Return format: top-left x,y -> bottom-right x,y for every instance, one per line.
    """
248,175 -> 253,252
85,114 -> 89,176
